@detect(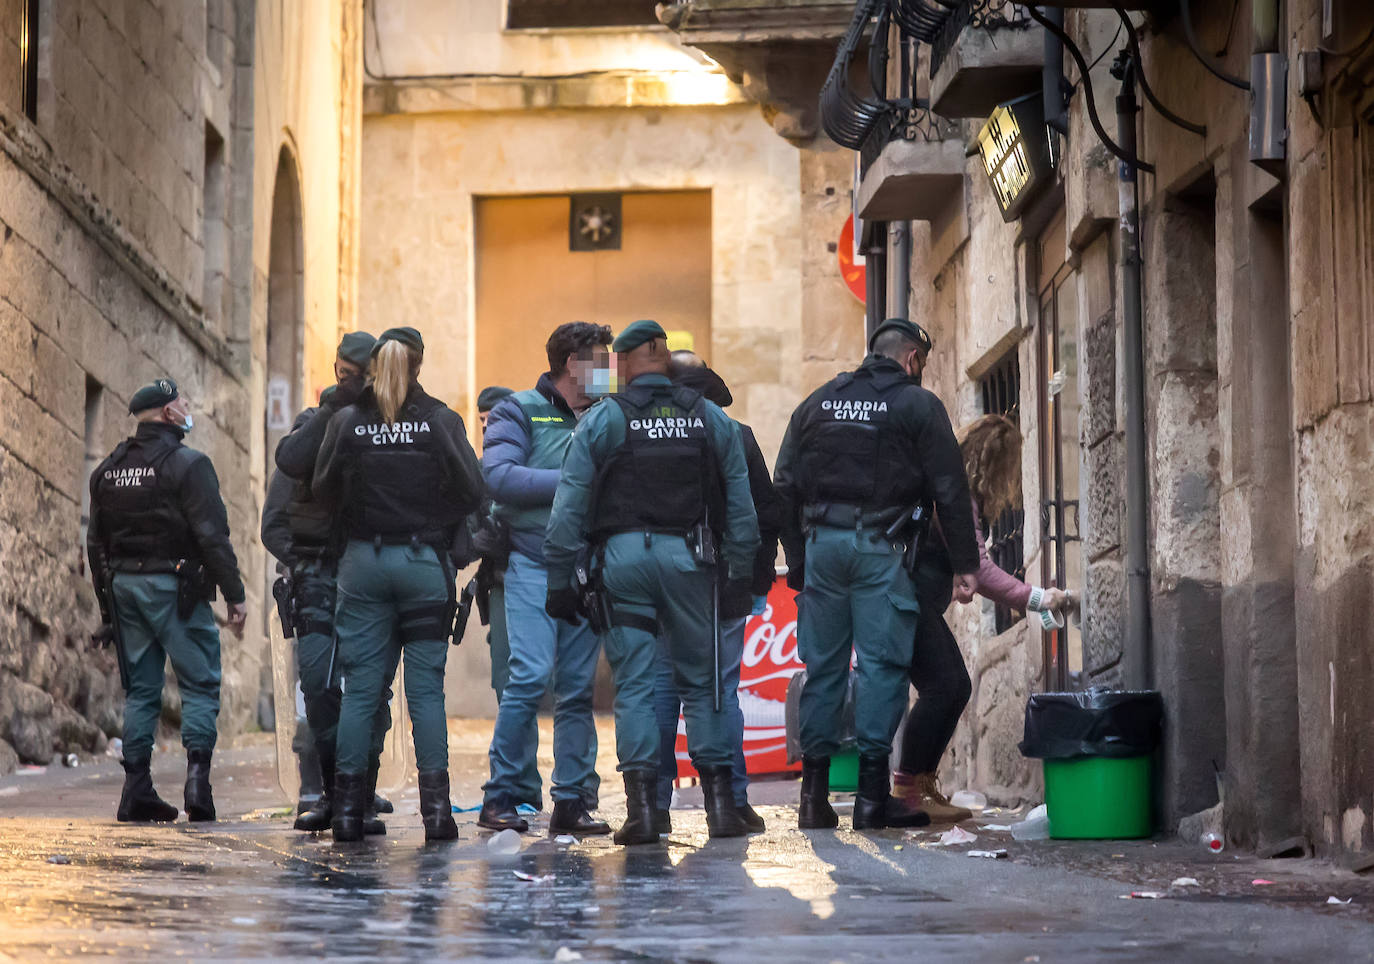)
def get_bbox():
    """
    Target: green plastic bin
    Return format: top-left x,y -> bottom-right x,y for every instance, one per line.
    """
1043,755 -> 1153,839
830,749 -> 859,793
